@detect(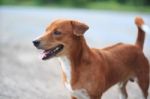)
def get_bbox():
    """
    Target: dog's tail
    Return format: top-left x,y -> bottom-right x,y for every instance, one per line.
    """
135,17 -> 150,50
